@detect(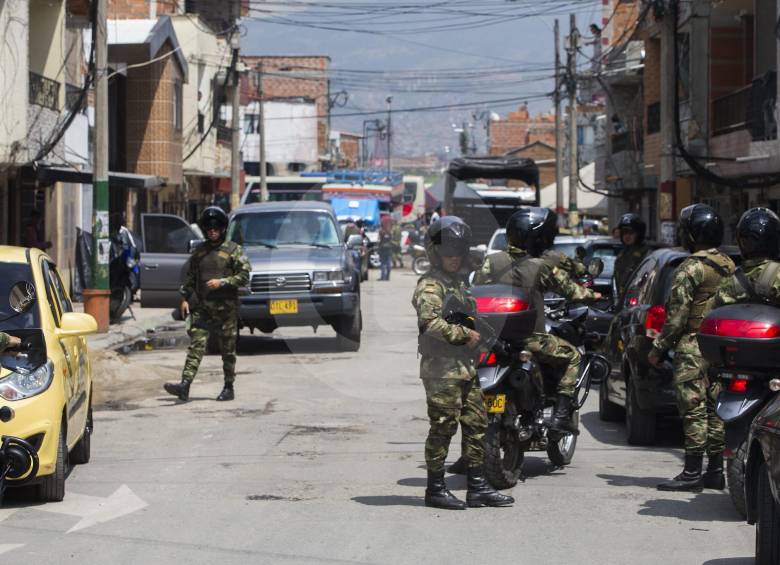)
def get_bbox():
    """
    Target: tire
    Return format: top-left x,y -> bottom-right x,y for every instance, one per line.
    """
598,381 -> 624,422
109,286 -> 131,324
69,403 -> 92,465
37,426 -> 66,502
625,378 -> 656,446
484,422 -> 524,489
412,256 -> 430,276
335,310 -> 361,352
727,440 -> 748,518
547,411 -> 579,466
756,461 -> 780,565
